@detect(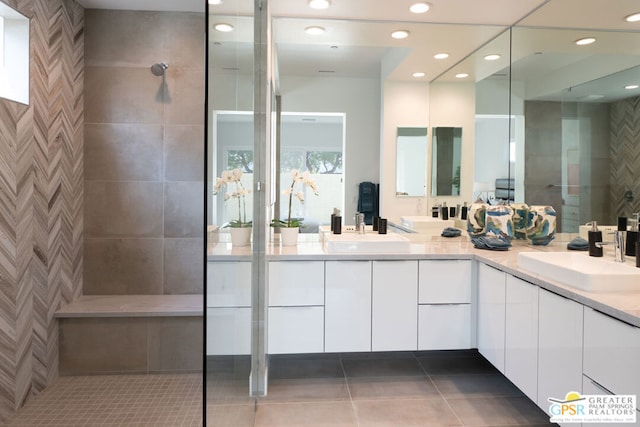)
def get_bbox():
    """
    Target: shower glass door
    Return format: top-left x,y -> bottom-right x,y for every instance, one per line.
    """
206,0 -> 263,424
